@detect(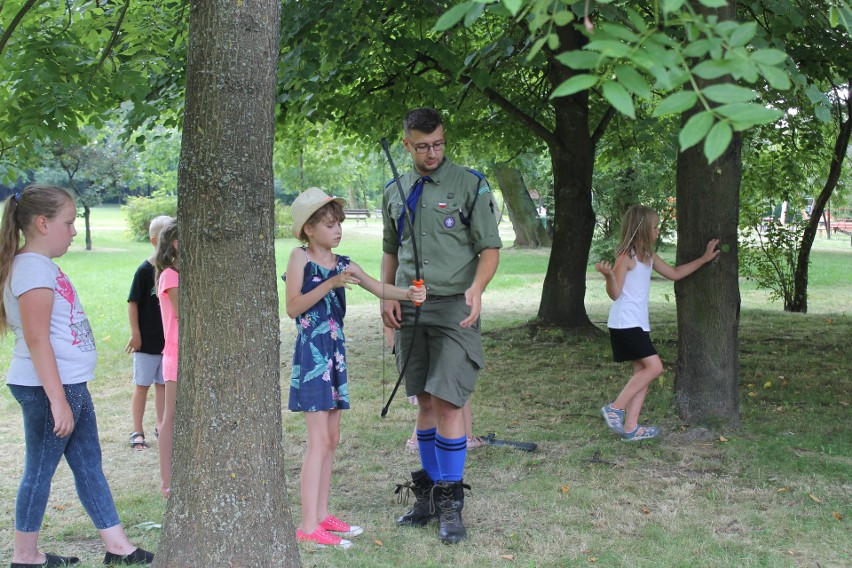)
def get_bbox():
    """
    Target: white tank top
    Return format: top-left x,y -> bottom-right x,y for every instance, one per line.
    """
607,255 -> 652,331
